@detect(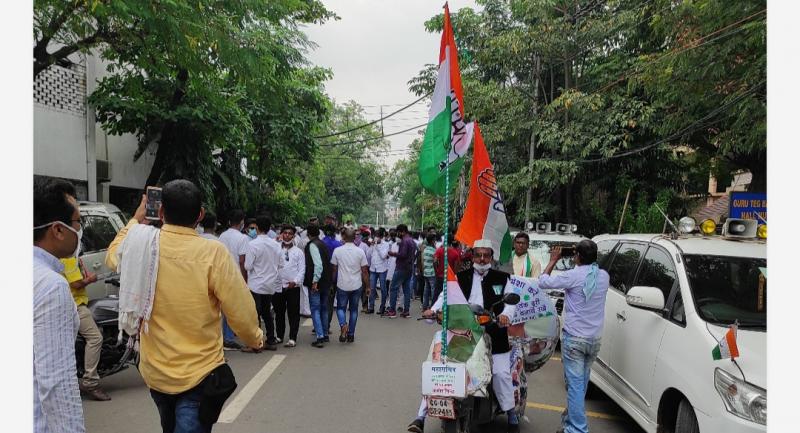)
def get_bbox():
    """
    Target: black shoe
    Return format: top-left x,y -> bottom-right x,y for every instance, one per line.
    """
377,308 -> 385,315
407,418 -> 424,433
366,309 -> 375,314
223,340 -> 243,350
263,343 -> 278,351
346,335 -> 354,343
322,336 -> 330,343
311,339 -> 325,348
507,422 -> 520,433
